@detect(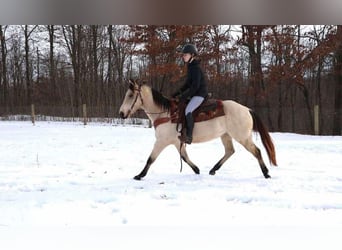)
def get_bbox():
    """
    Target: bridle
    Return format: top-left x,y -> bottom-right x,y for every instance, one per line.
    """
130,85 -> 143,112
129,85 -> 168,115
